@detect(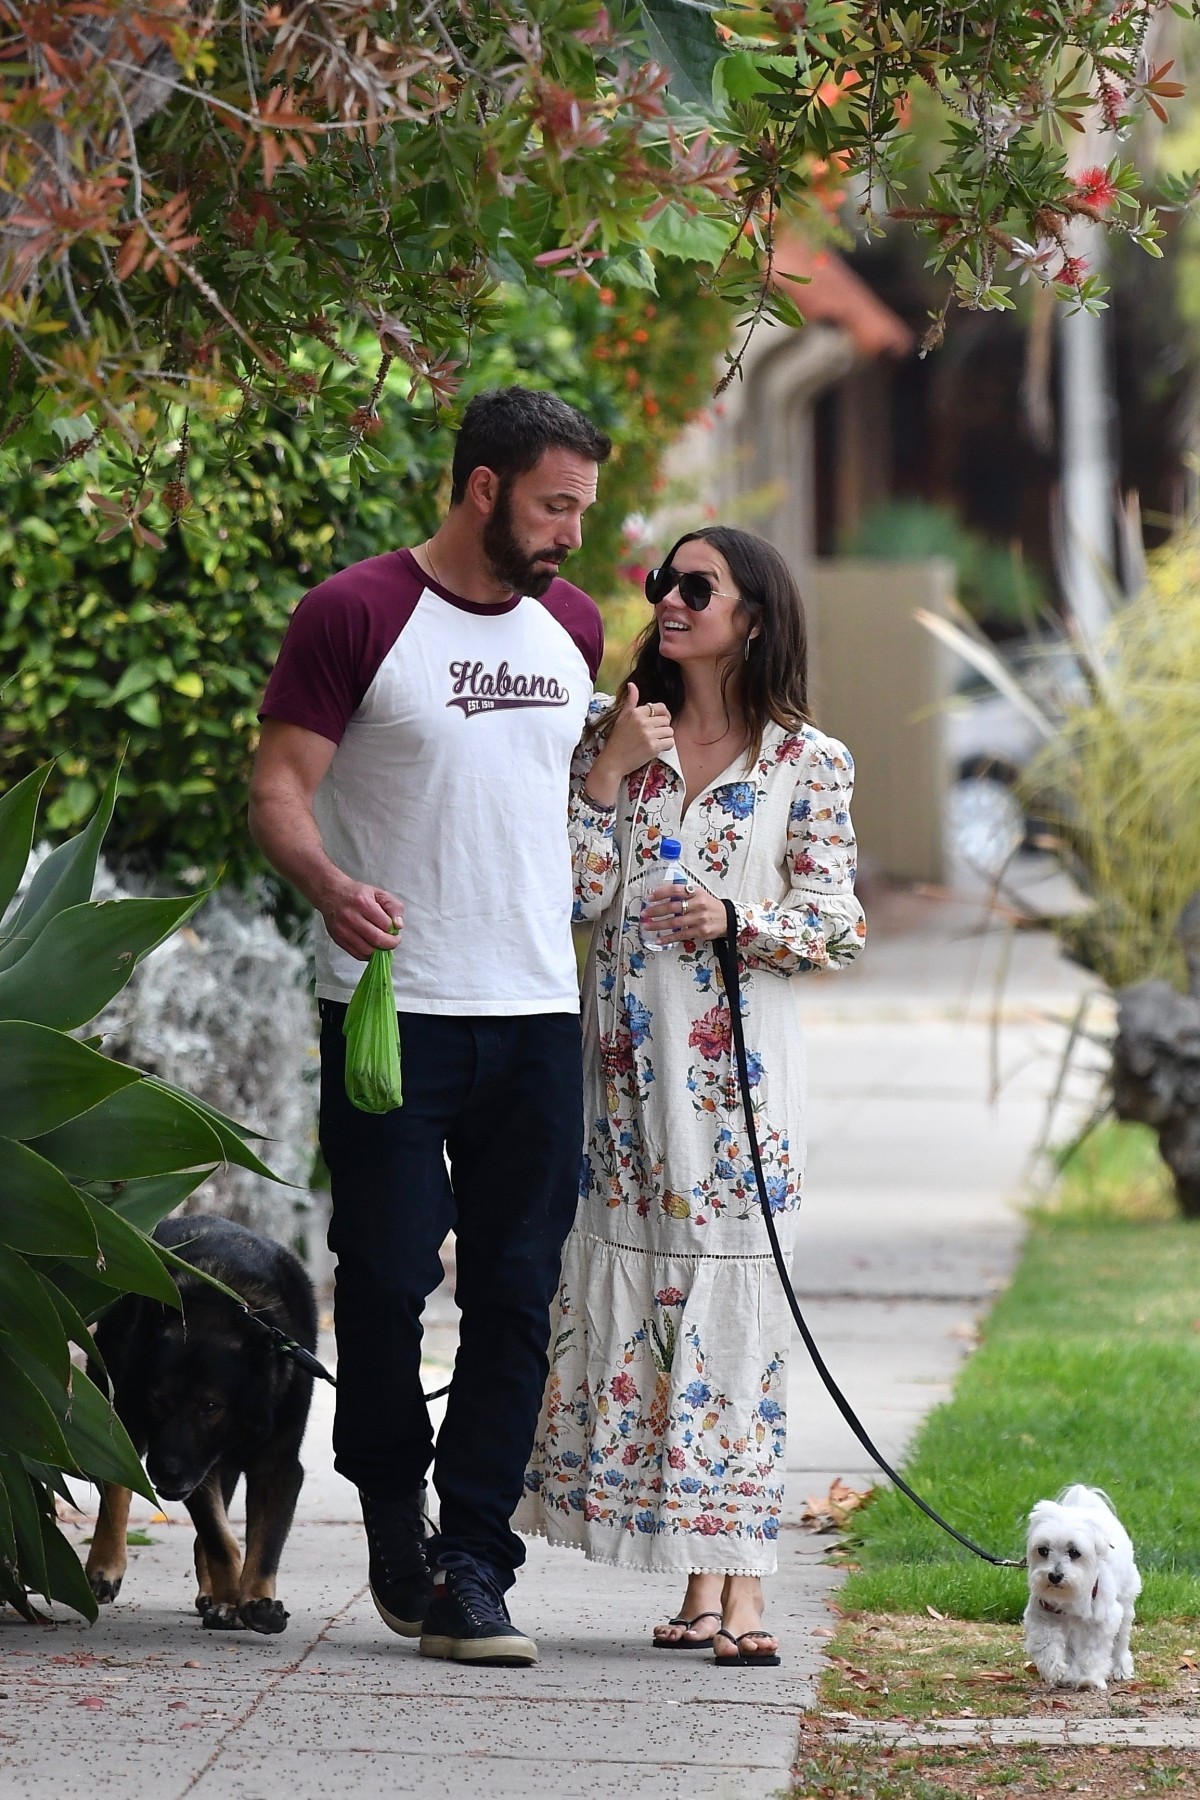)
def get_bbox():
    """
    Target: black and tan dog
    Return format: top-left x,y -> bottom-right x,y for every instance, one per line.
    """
85,1215 -> 317,1635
